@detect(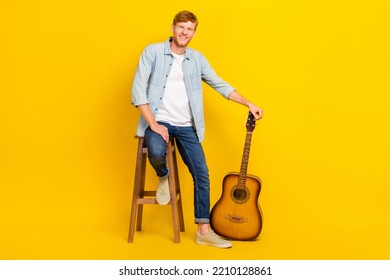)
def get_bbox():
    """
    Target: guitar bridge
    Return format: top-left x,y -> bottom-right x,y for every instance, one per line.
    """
224,214 -> 248,223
